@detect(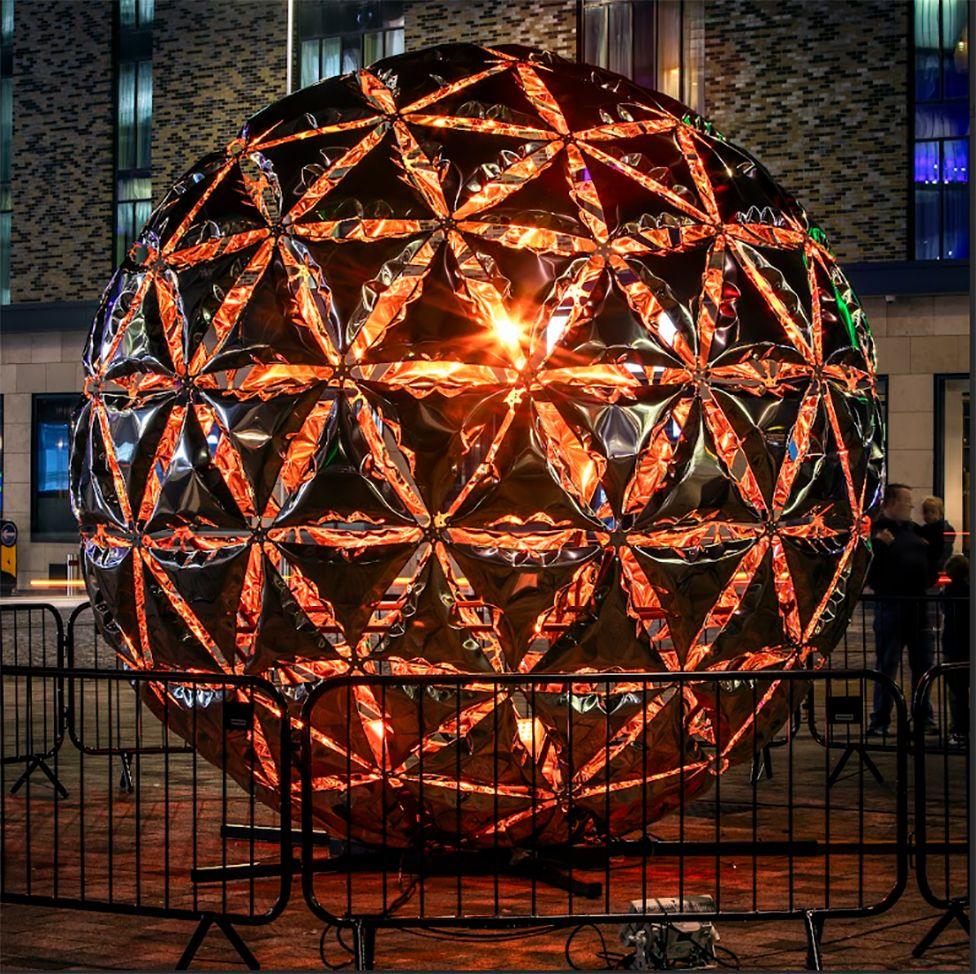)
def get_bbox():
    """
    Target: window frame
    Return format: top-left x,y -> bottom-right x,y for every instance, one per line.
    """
113,0 -> 153,267
932,372 -> 970,556
30,393 -> 81,543
933,372 -> 969,486
579,0 -> 704,114
294,0 -> 404,90
910,0 -> 970,261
